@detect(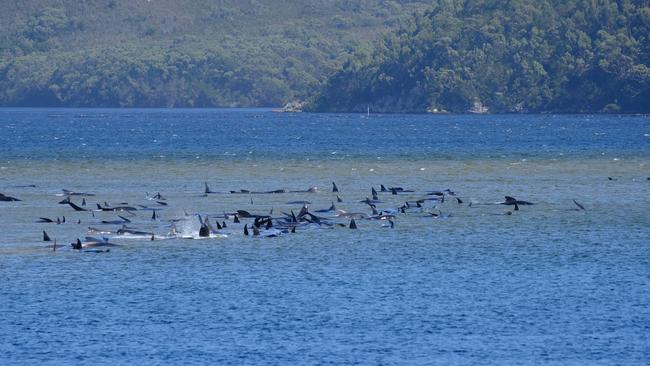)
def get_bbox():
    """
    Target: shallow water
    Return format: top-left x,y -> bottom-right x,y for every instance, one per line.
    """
1,109 -> 649,364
